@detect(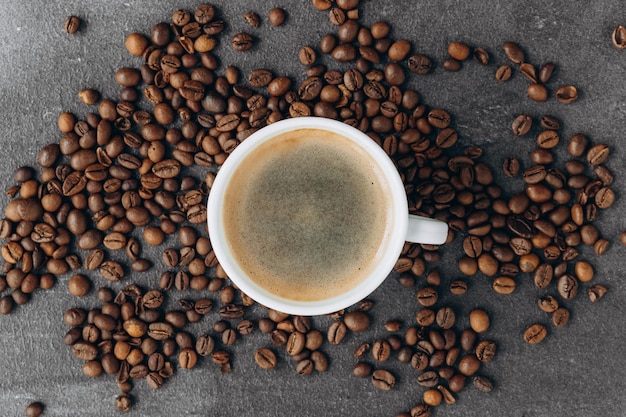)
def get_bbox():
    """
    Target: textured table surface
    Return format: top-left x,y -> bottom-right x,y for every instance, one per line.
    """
0,1 -> 625,416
